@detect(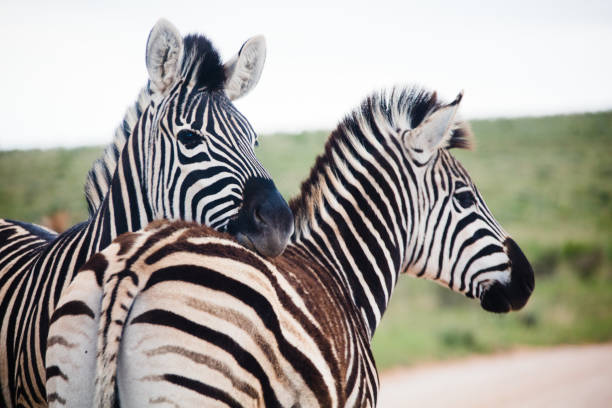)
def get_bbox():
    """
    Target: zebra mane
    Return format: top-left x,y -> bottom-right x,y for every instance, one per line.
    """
84,87 -> 151,215
289,86 -> 473,231
84,34 -> 226,216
